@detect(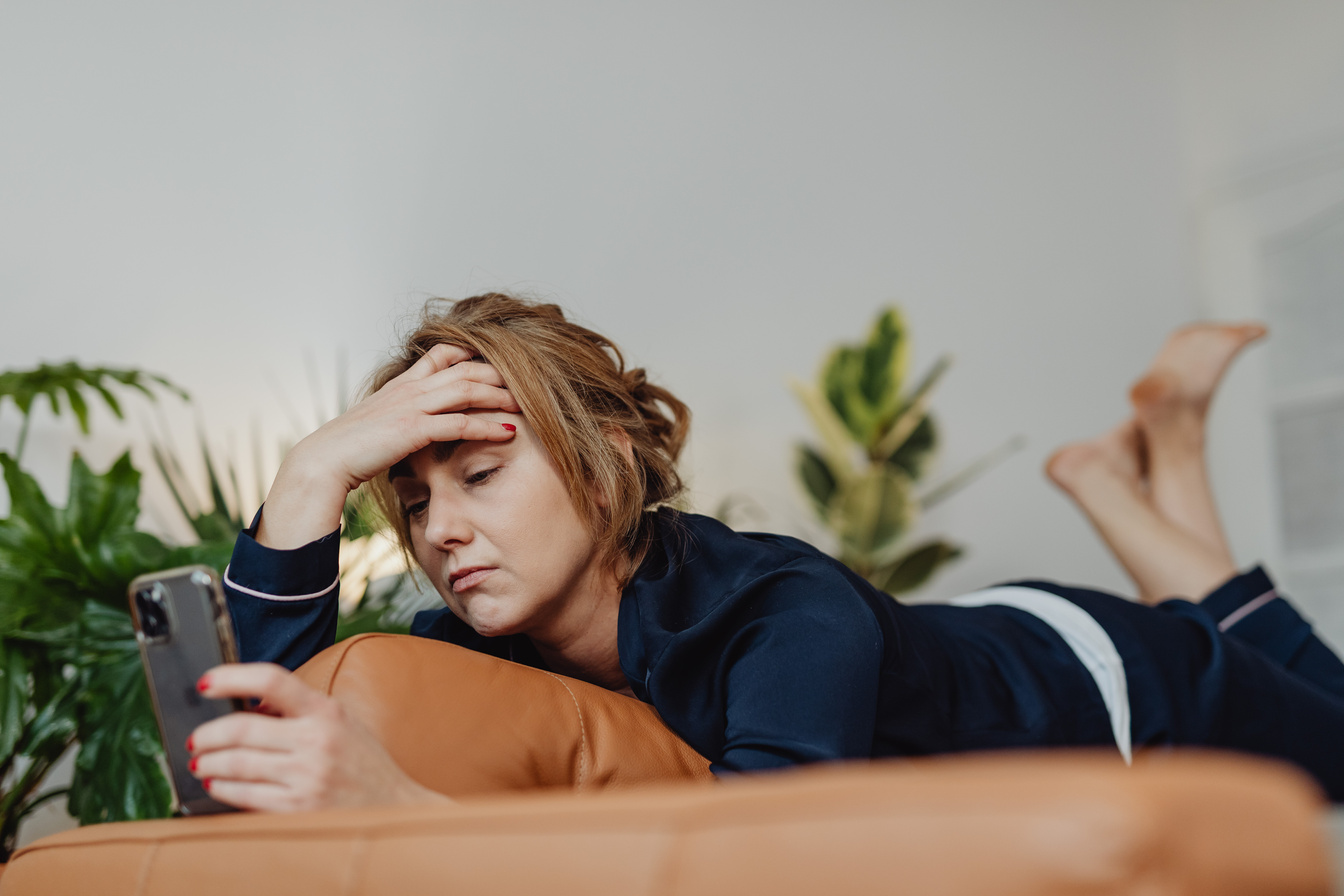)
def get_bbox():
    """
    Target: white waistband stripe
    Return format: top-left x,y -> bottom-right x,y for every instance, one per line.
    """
949,586 -> 1132,765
